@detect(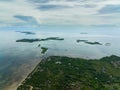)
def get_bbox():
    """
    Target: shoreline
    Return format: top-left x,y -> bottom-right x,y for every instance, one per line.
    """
3,54 -> 120,90
14,56 -> 49,90
3,58 -> 43,90
17,55 -> 120,90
